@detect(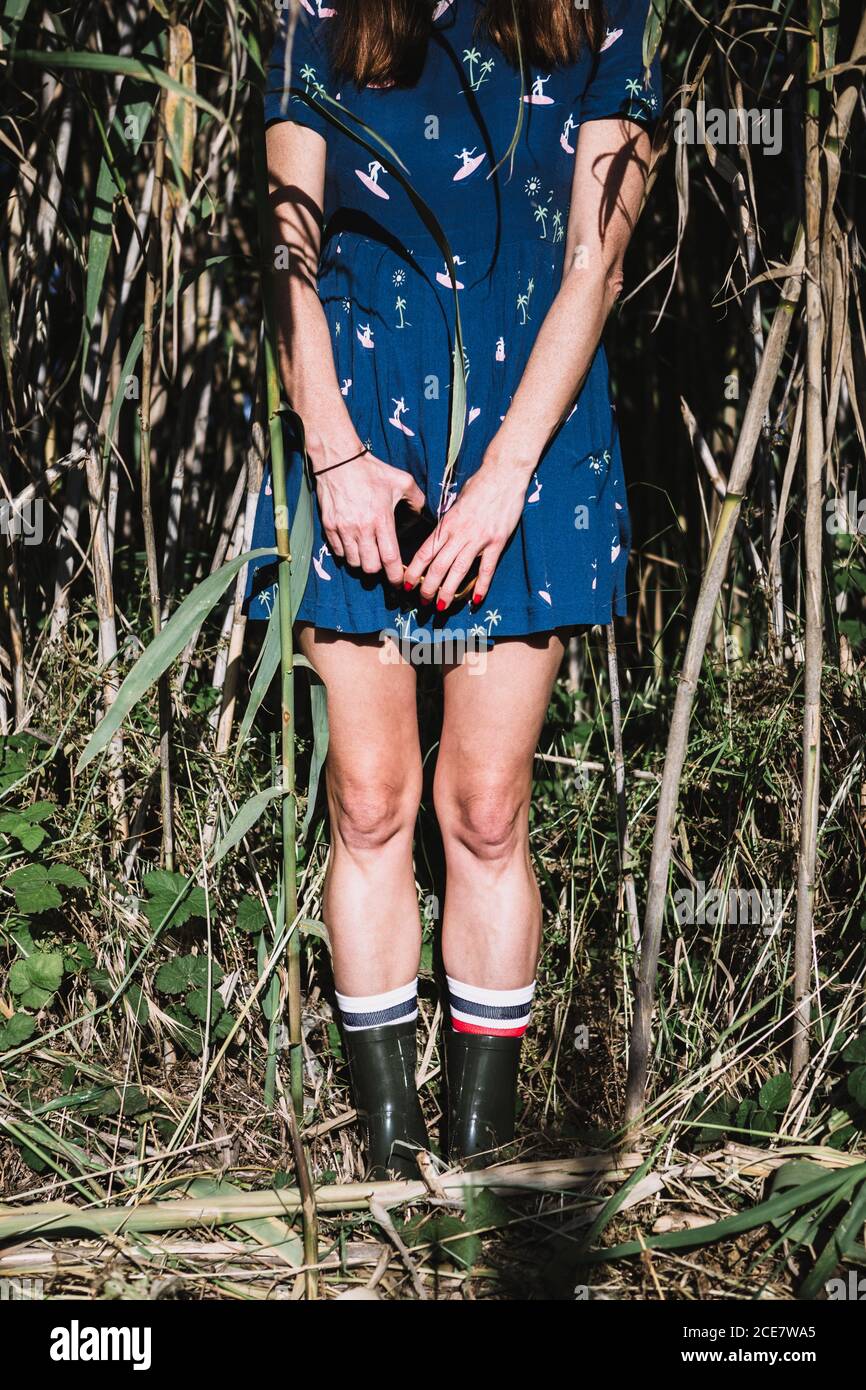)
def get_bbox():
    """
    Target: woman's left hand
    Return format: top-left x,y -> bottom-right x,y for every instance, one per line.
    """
403,456 -> 530,610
